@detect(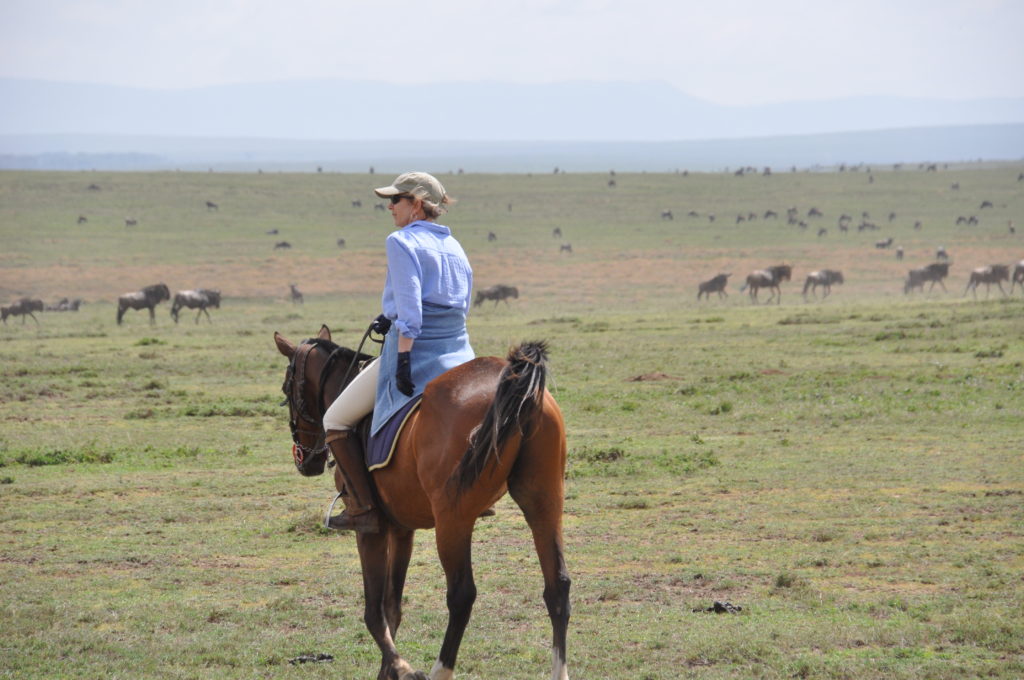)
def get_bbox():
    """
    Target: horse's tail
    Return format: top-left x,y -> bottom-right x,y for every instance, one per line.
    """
451,341 -> 549,495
